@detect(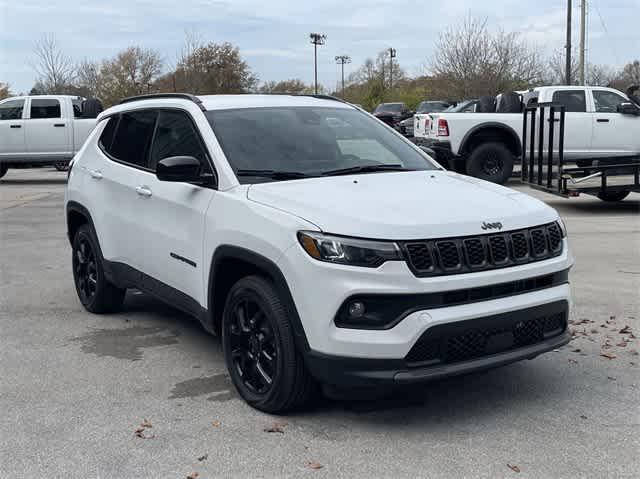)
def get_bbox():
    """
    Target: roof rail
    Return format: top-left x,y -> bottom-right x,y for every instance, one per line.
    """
119,93 -> 205,111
